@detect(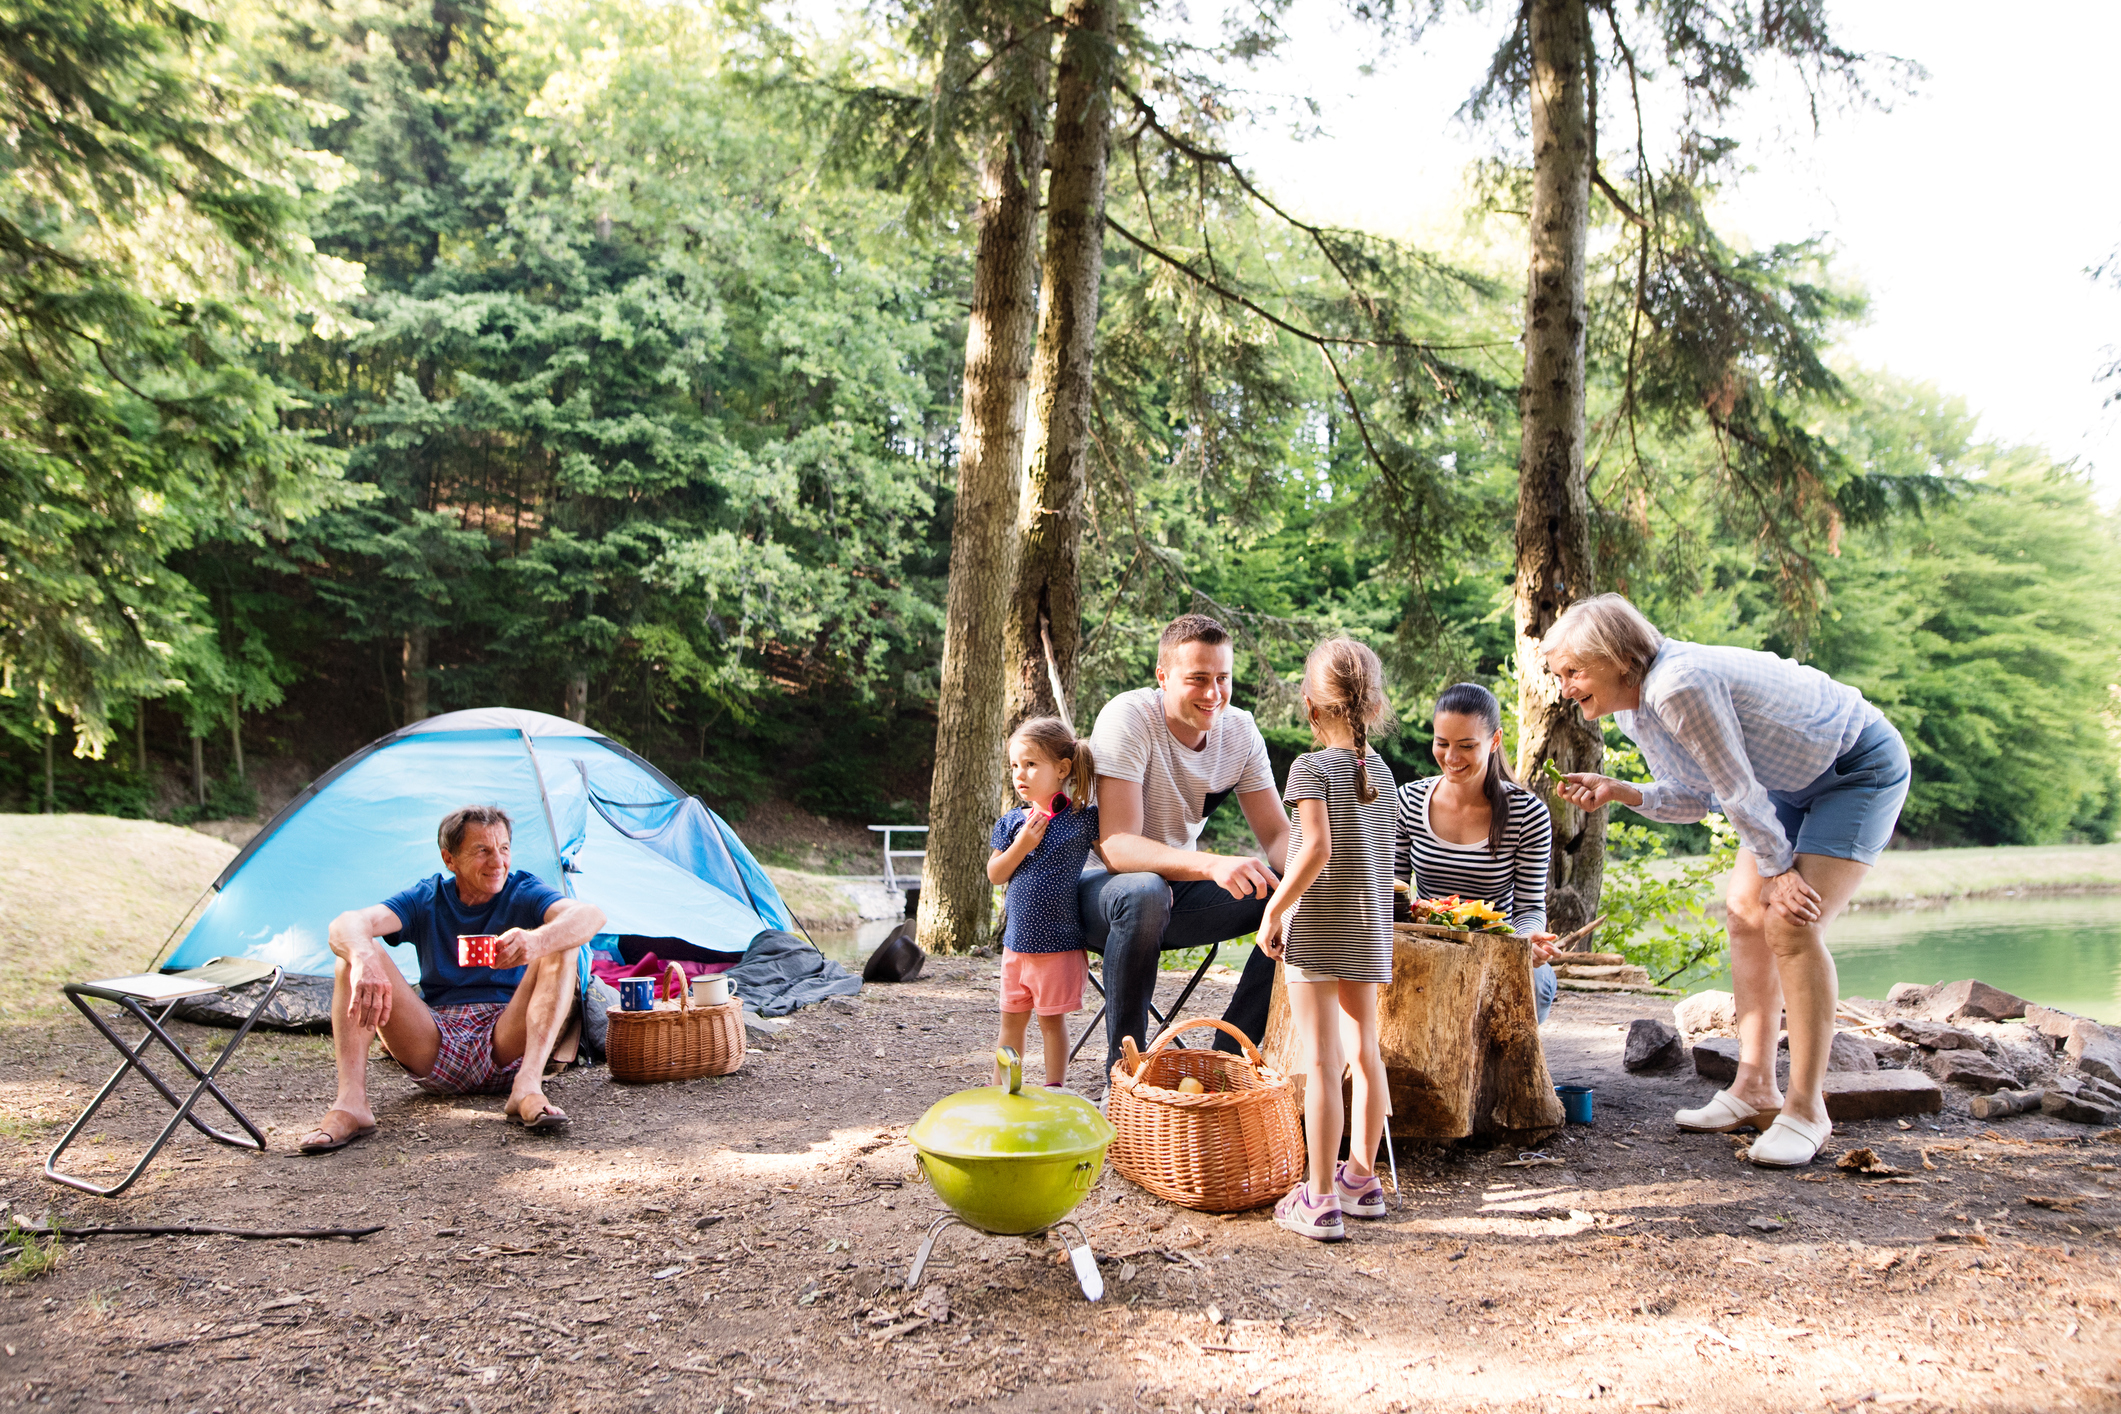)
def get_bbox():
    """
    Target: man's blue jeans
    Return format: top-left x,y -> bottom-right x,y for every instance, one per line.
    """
1076,870 -> 1268,1079
1534,962 -> 1557,1023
